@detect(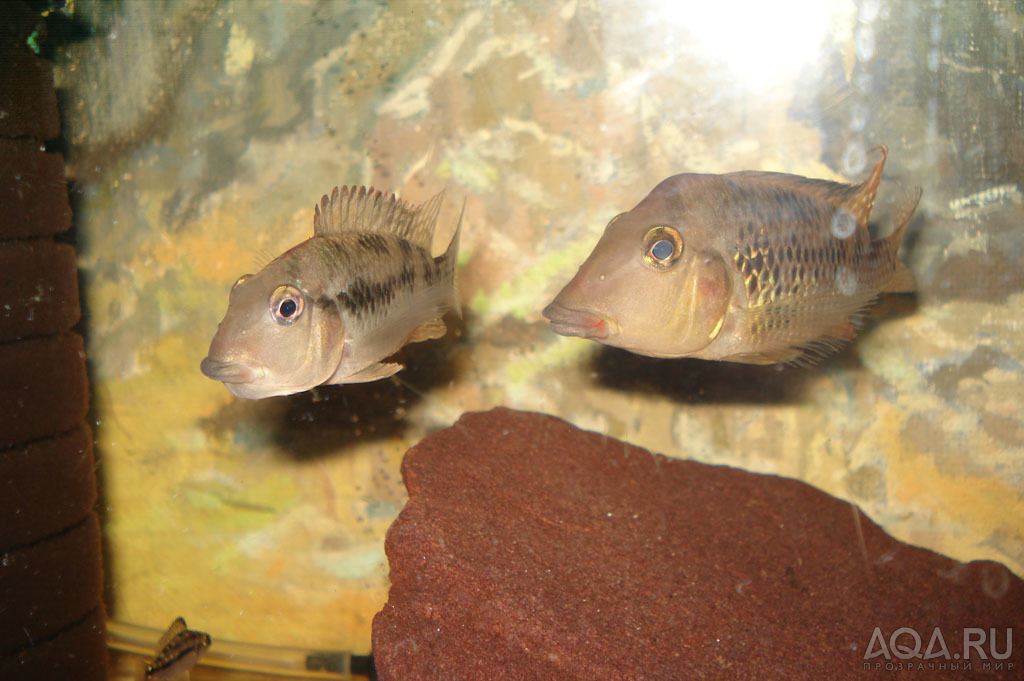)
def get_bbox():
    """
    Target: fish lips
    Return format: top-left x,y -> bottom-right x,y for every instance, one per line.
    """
542,301 -> 612,340
199,356 -> 262,385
